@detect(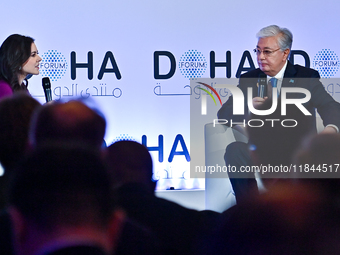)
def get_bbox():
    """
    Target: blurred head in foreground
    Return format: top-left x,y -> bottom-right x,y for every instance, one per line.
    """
29,99 -> 106,150
7,144 -> 123,255
105,140 -> 155,193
